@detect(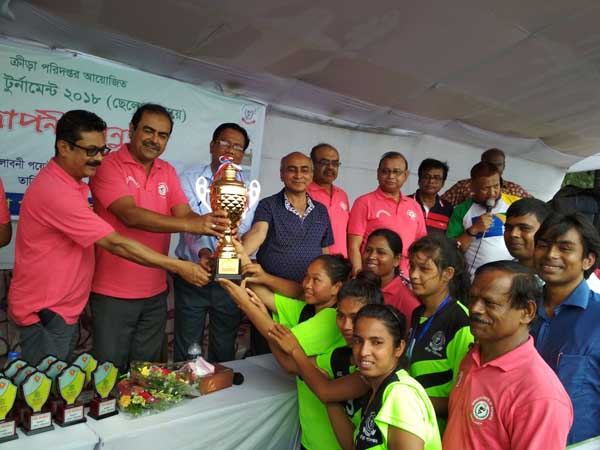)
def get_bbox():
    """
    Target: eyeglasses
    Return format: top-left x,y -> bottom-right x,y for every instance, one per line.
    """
379,168 -> 406,177
421,175 -> 444,182
316,159 -> 341,168
66,141 -> 111,157
216,140 -> 245,153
